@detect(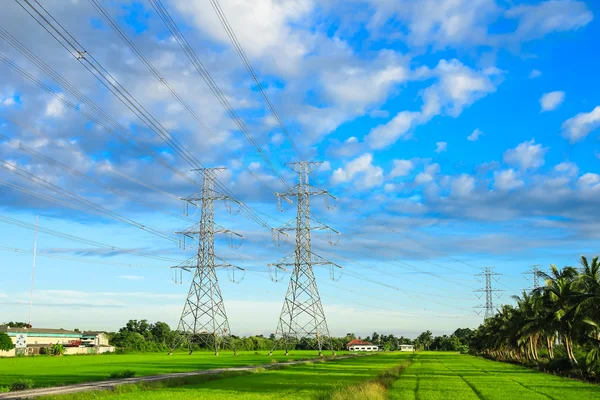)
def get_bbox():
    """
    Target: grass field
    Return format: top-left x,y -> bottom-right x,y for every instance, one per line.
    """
5,351 -> 600,399
40,353 -> 411,400
0,350 -> 346,388
390,352 -> 600,400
